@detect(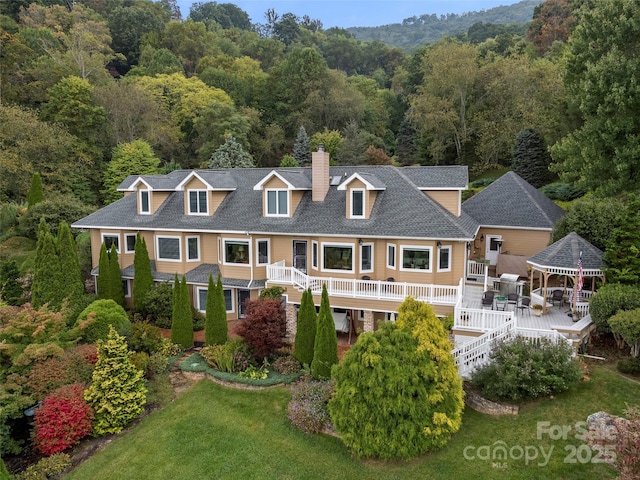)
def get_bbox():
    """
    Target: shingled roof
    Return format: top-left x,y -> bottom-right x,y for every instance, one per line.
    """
528,232 -> 604,273
462,171 -> 565,229
73,165 -> 476,241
